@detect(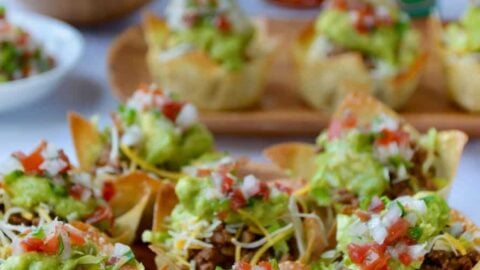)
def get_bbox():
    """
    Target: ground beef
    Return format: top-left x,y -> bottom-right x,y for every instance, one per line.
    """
189,226 -> 236,270
334,189 -> 359,215
189,225 -> 297,270
8,213 -> 40,226
420,250 -> 480,270
409,145 -> 437,191
386,142 -> 437,199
